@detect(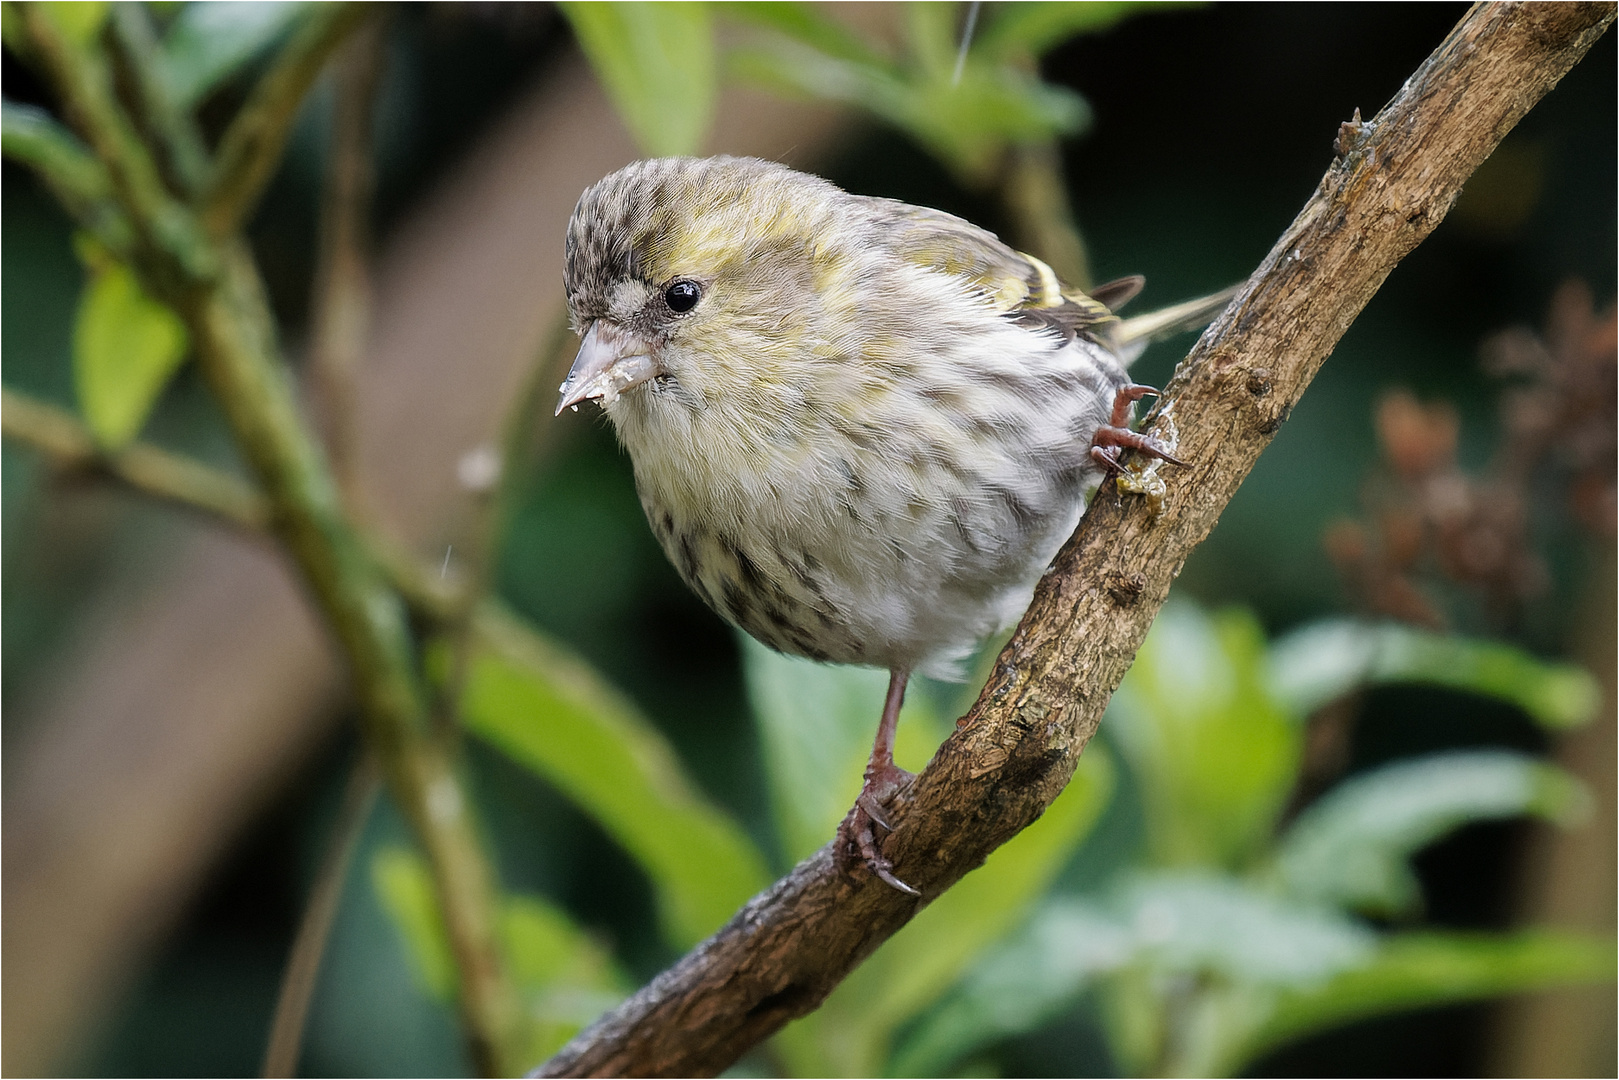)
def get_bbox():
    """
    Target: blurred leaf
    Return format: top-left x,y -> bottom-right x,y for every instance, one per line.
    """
976,2 -> 1190,59
72,255 -> 188,448
559,2 -> 715,157
894,871 -> 1374,1077
721,2 -> 884,66
372,847 -> 628,1066
1241,930 -> 1618,1070
461,606 -> 770,947
1268,619 -> 1601,730
37,1 -> 110,46
1275,750 -> 1589,915
162,1 -> 308,107
777,748 -> 1115,1076
728,32 -> 1087,183
1110,873 -> 1376,985
1106,603 -> 1299,869
502,894 -> 627,1065
890,899 -> 1130,1077
1,5 -> 28,56
742,635 -> 945,864
372,846 -> 457,1000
